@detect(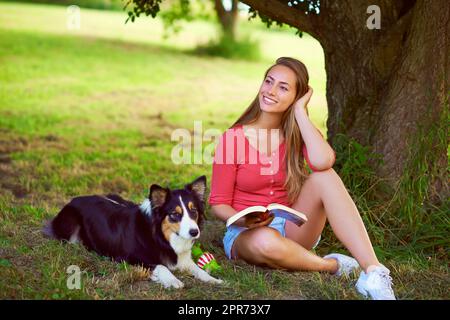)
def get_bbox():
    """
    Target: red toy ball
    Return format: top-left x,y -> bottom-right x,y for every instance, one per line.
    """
196,252 -> 215,269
